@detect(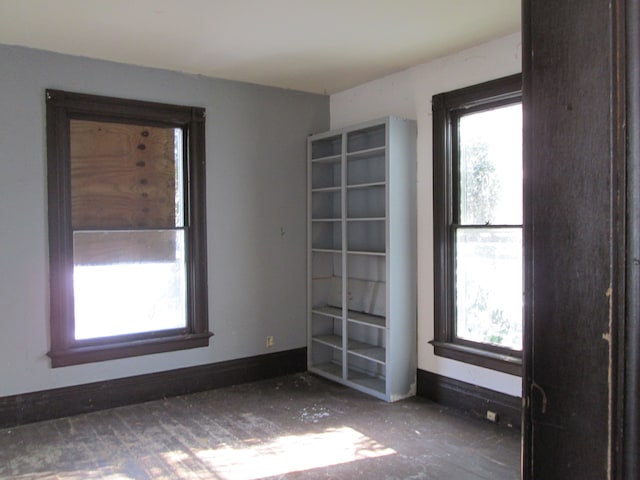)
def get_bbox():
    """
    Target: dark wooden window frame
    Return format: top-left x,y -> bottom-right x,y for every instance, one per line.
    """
46,89 -> 211,368
431,74 -> 523,376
